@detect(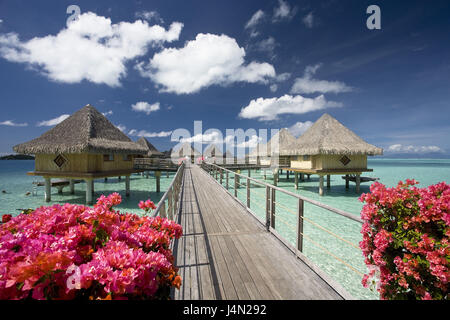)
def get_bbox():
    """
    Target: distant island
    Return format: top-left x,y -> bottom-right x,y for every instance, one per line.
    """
0,154 -> 35,160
